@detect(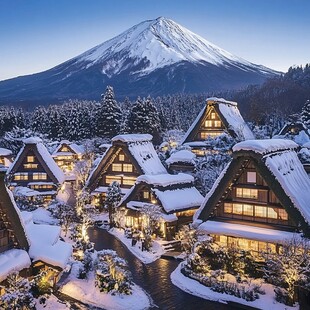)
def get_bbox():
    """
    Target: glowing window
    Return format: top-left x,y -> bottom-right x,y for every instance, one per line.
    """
119,154 -> 125,161
23,164 -> 38,169
33,173 -> 47,180
123,164 -> 133,172
204,120 -> 212,127
211,112 -> 216,119
233,203 -> 243,215
267,208 -> 278,219
122,177 -> 136,186
214,120 -> 221,127
278,209 -> 288,221
236,188 -> 258,199
14,173 -> 28,181
112,164 -> 122,172
243,204 -> 254,216
27,156 -> 35,163
61,146 -> 69,152
224,203 -> 232,213
143,191 -> 150,199
247,172 -> 257,183
255,206 -> 267,217
106,176 -> 121,185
